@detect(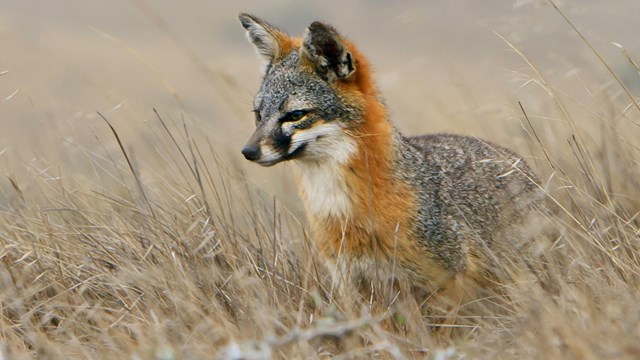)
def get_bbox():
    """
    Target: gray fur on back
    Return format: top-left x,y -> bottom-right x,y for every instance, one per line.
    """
392,132 -> 543,273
